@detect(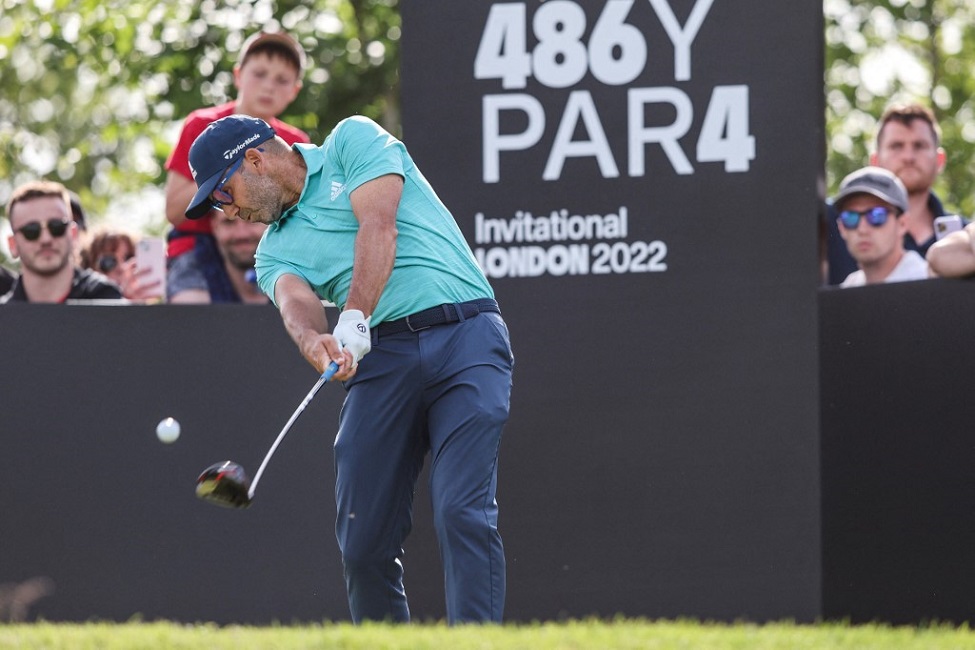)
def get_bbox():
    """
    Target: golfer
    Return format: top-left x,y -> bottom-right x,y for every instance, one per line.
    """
184,114 -> 513,624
